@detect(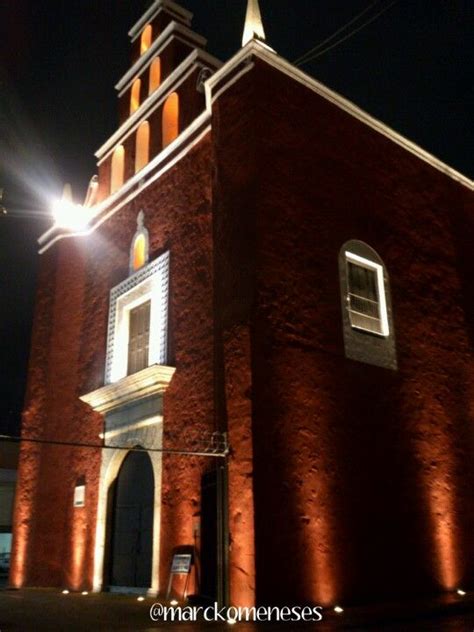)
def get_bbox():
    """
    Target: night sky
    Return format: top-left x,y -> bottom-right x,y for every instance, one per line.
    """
0,0 -> 473,435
